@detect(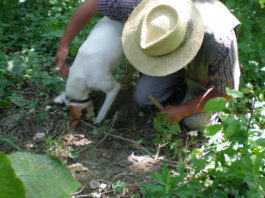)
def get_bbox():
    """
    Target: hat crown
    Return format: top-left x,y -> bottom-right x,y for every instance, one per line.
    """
140,4 -> 187,56
122,0 -> 204,76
